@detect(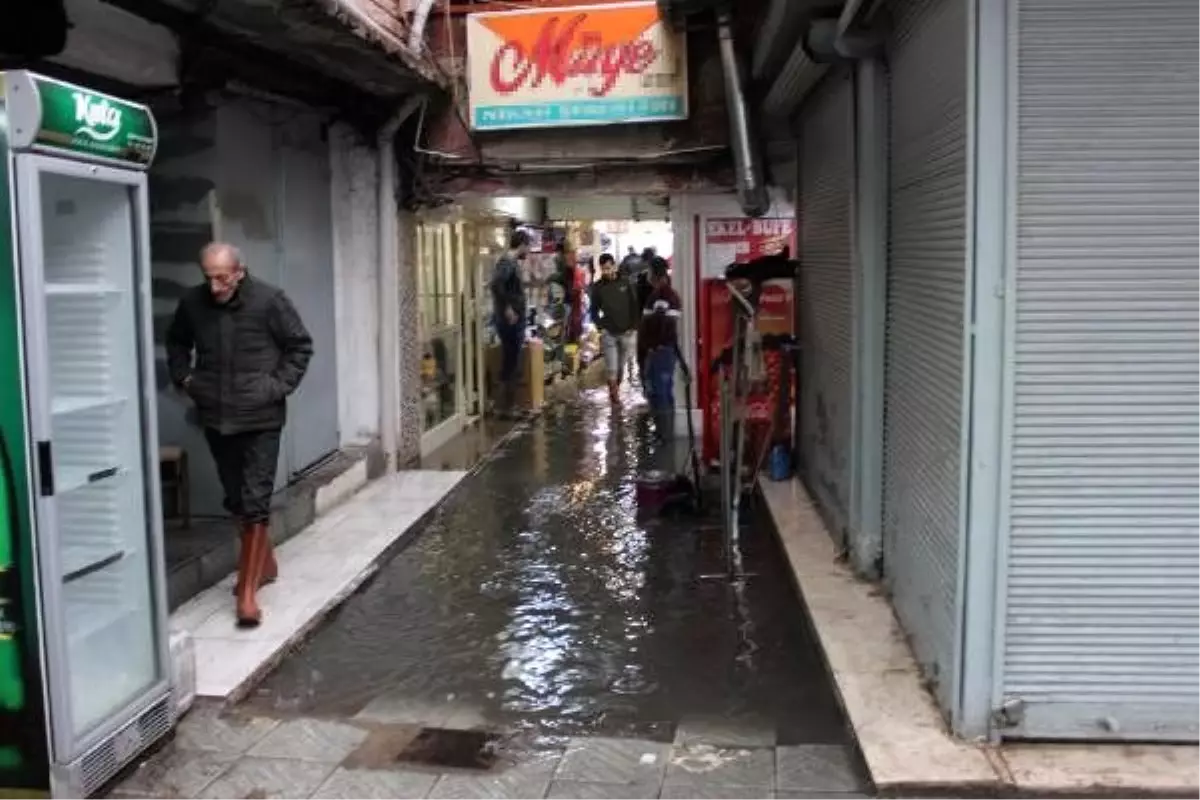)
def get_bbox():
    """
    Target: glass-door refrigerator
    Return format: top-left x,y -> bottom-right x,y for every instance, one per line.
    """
0,71 -> 171,798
